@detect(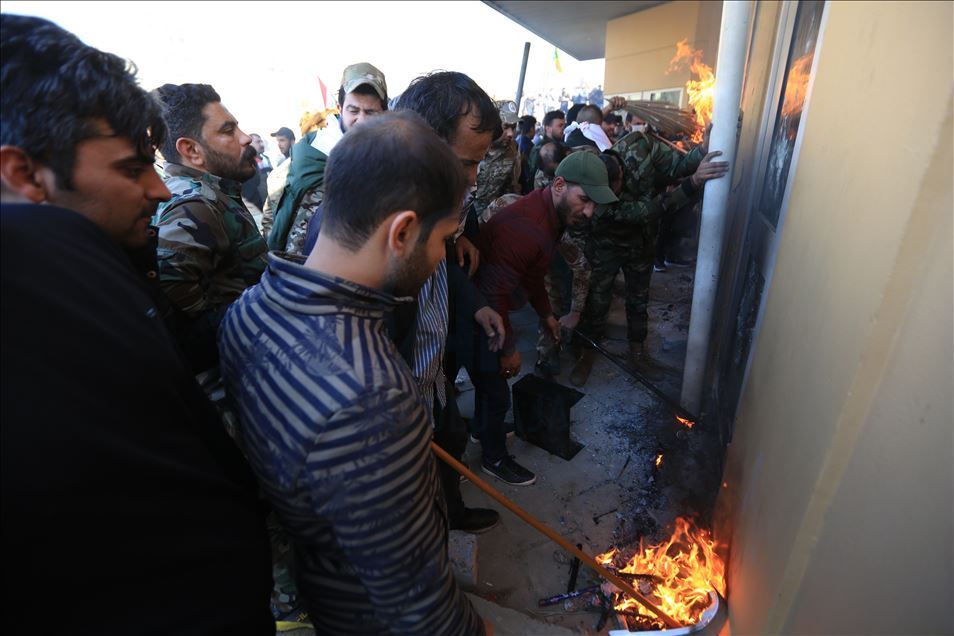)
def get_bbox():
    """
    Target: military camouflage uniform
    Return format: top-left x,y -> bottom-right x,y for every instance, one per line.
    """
473,141 -> 521,219
579,132 -> 703,344
155,162 -> 268,316
284,185 -> 323,256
